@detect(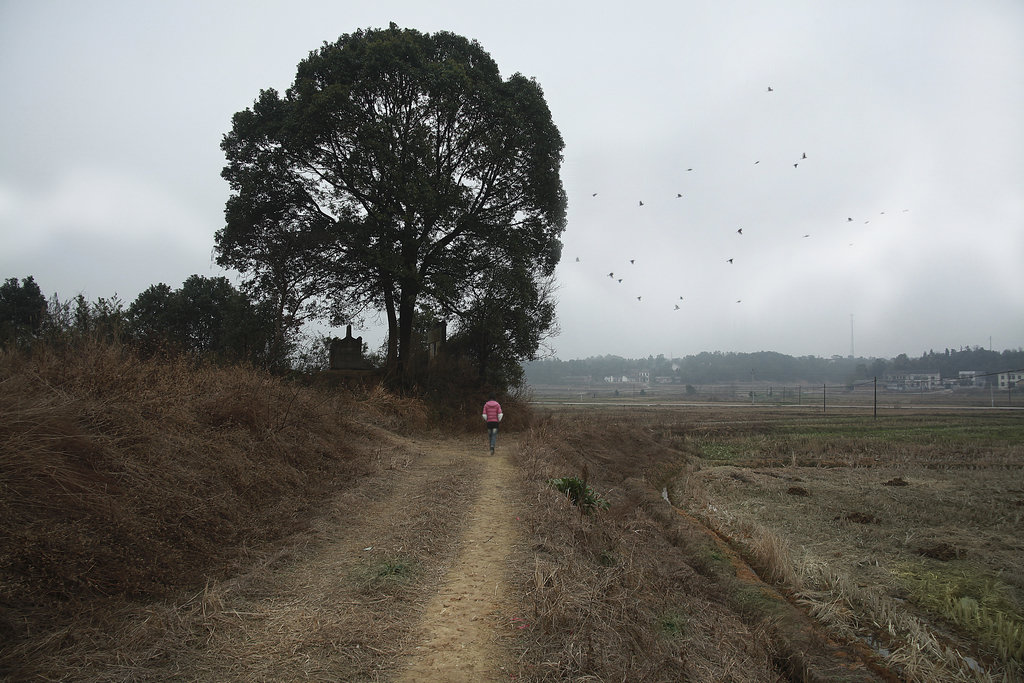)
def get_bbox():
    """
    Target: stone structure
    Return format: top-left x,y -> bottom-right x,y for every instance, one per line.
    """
329,325 -> 372,371
426,322 -> 446,361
